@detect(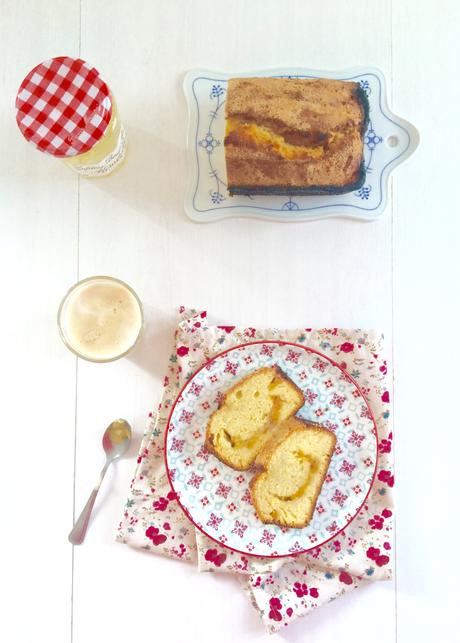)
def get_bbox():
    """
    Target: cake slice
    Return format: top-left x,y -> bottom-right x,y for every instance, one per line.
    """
205,367 -> 304,471
250,417 -> 336,528
224,77 -> 369,196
